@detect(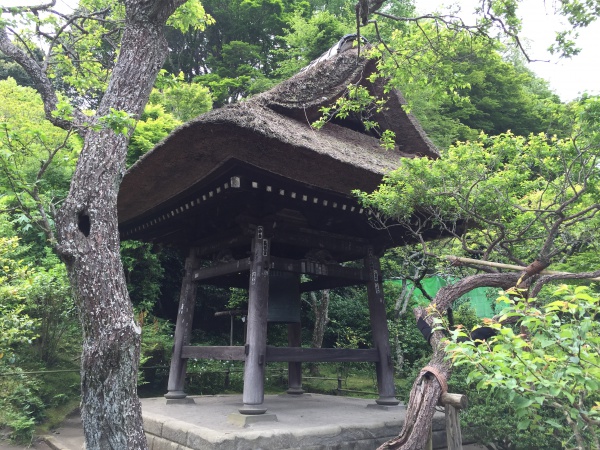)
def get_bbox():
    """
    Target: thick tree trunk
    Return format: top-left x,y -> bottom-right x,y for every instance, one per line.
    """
54,7 -> 176,450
